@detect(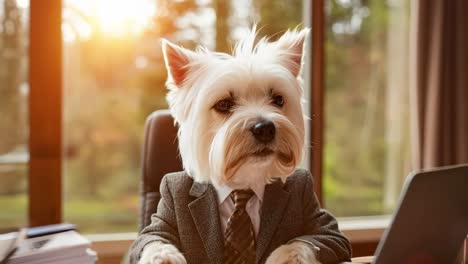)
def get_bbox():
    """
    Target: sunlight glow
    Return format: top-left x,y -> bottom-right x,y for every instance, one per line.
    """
16,0 -> 29,9
94,0 -> 155,36
65,0 -> 156,40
